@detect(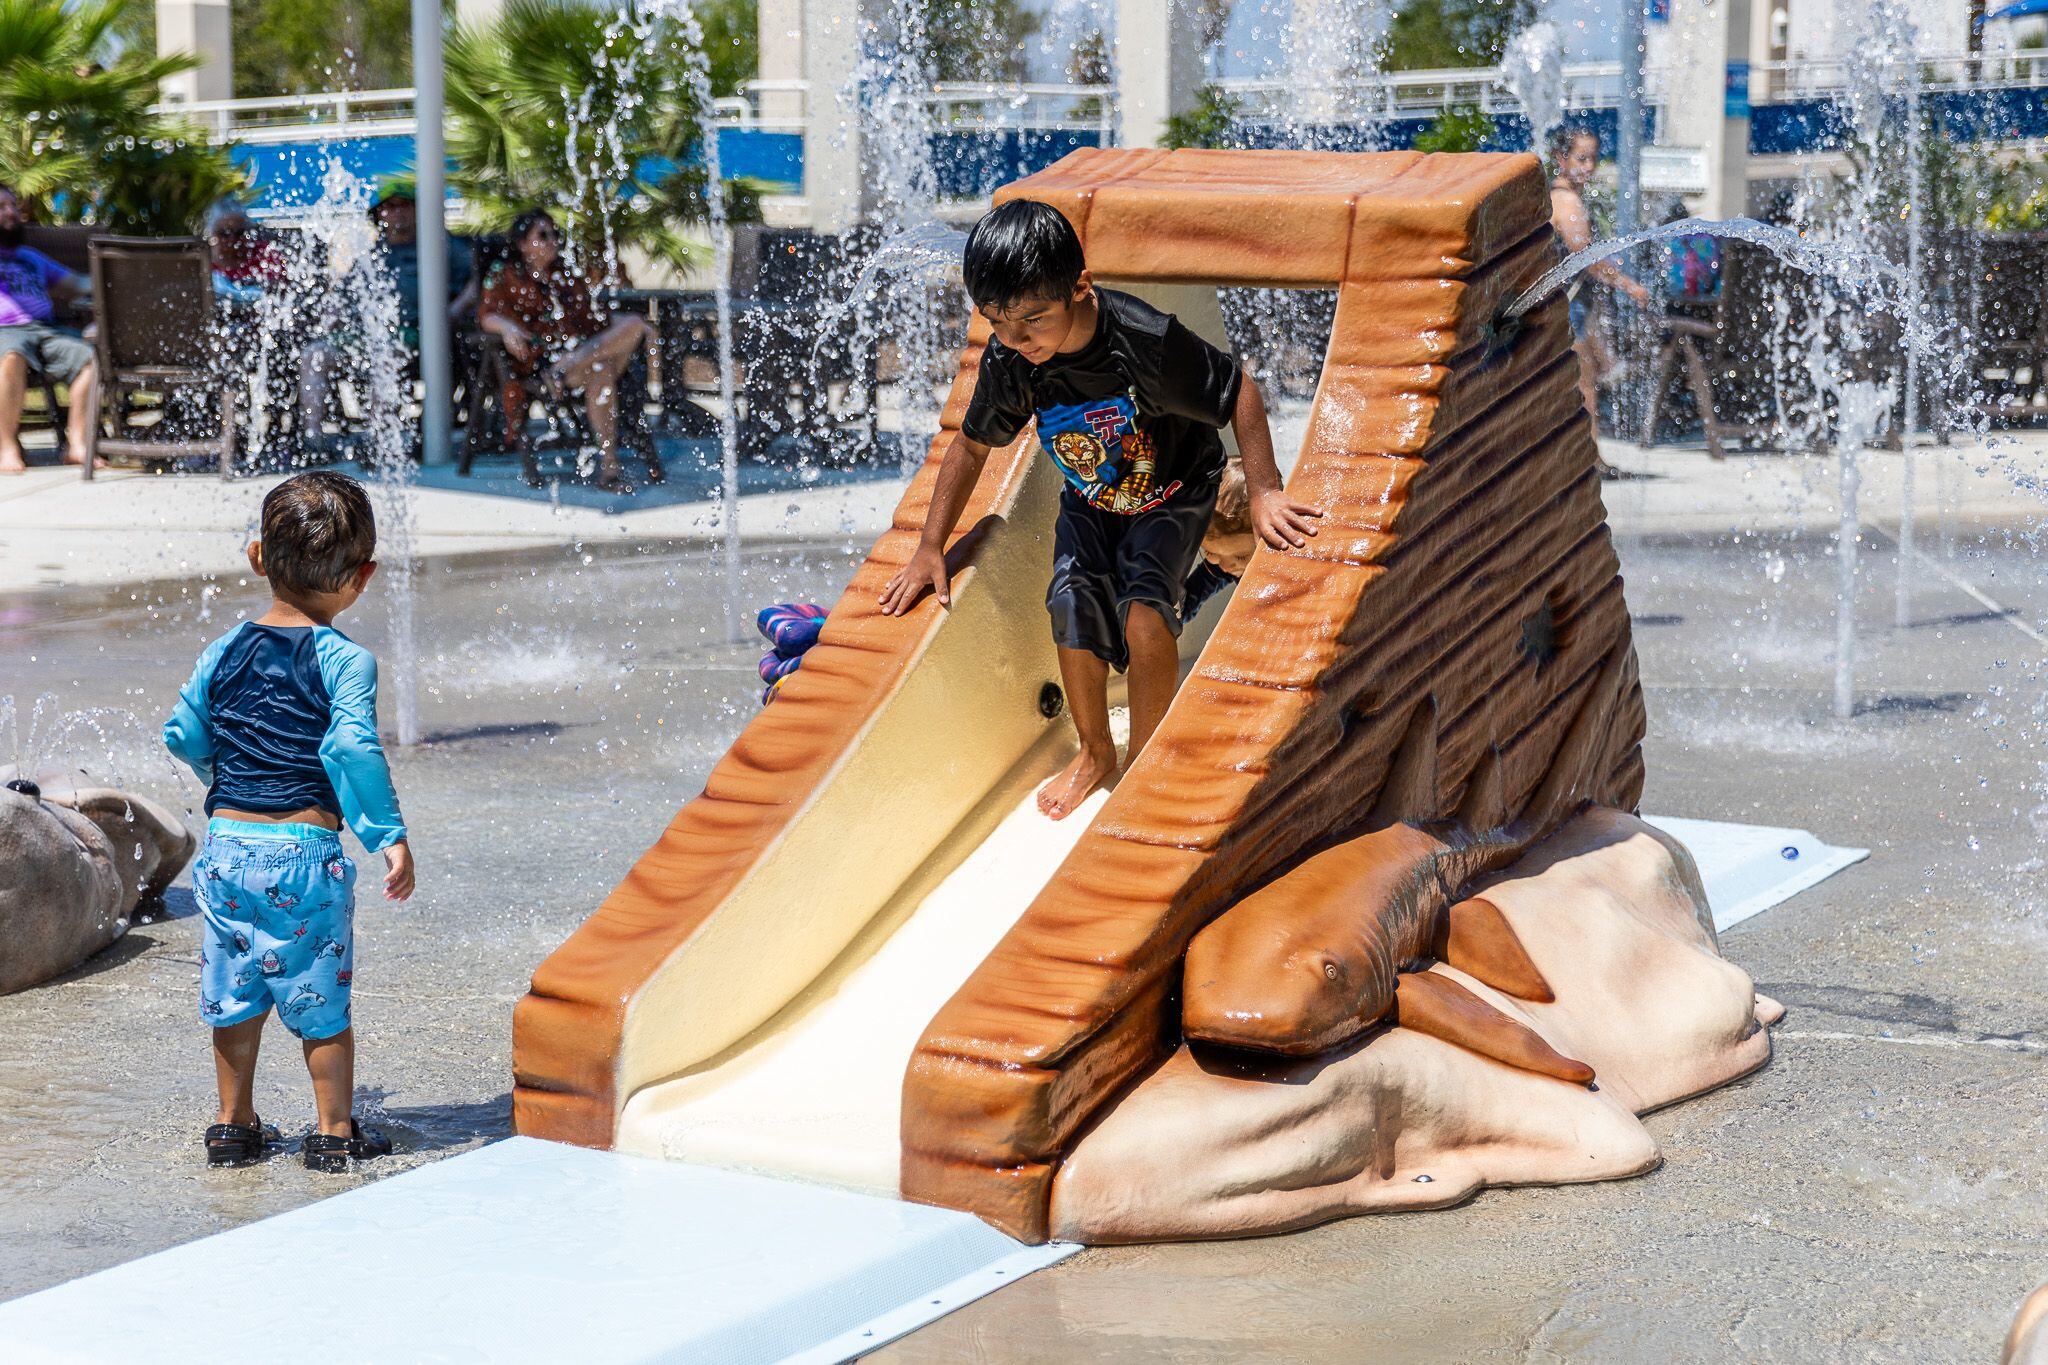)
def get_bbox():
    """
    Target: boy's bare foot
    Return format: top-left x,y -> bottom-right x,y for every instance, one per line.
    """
0,444 -> 26,474
1038,744 -> 1116,821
